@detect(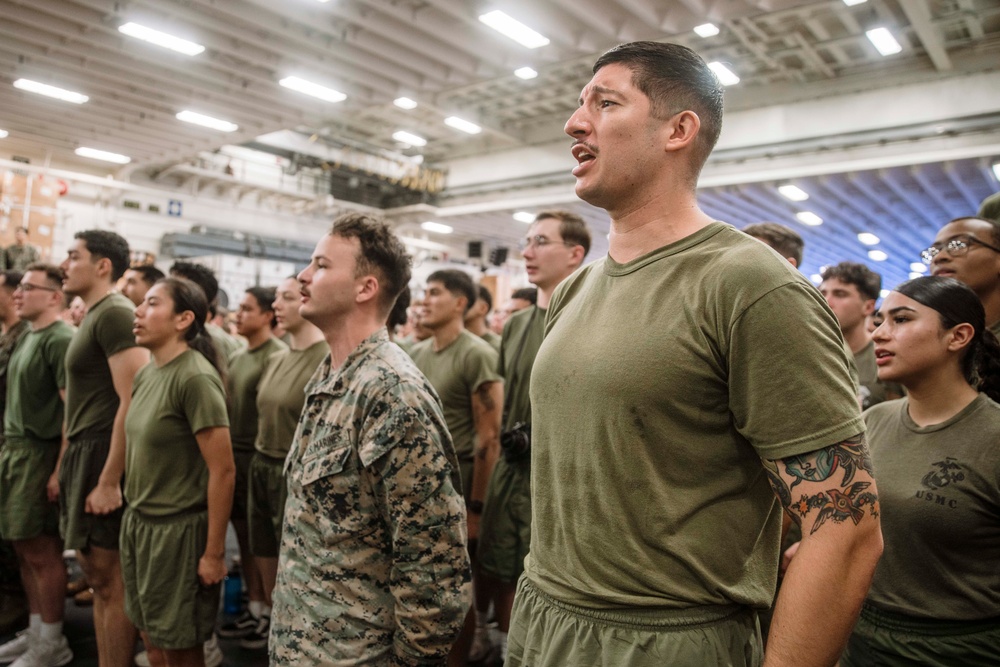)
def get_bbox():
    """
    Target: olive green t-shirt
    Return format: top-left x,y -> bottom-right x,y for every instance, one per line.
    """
228,337 -> 288,453
5,321 -> 74,443
480,330 -> 501,353
124,350 -> 229,516
409,330 -> 501,461
854,340 -> 904,410
526,222 -> 864,610
64,293 -> 139,439
254,340 -> 328,460
498,306 -> 545,431
864,394 -> 1000,620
